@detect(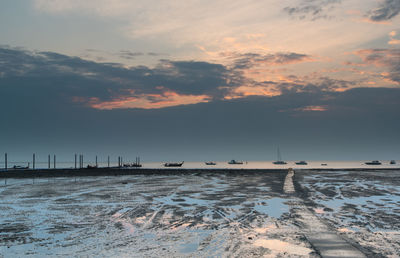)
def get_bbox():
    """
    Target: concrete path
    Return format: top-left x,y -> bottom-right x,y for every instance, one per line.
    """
284,169 -> 366,258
